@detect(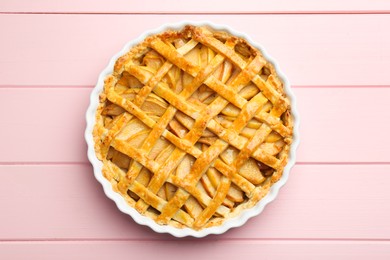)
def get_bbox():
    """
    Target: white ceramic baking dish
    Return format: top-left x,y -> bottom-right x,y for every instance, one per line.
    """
85,21 -> 300,238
